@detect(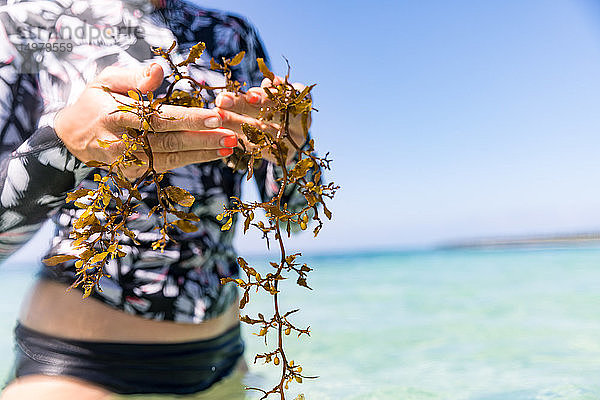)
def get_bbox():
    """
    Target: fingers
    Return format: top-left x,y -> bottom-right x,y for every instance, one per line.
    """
92,63 -> 164,94
145,128 -> 237,152
216,90 -> 264,119
262,78 -> 306,97
261,76 -> 306,93
107,101 -> 223,132
261,76 -> 284,88
215,76 -> 307,119
122,148 -> 232,179
218,108 -> 278,135
149,148 -> 233,172
95,128 -> 236,174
